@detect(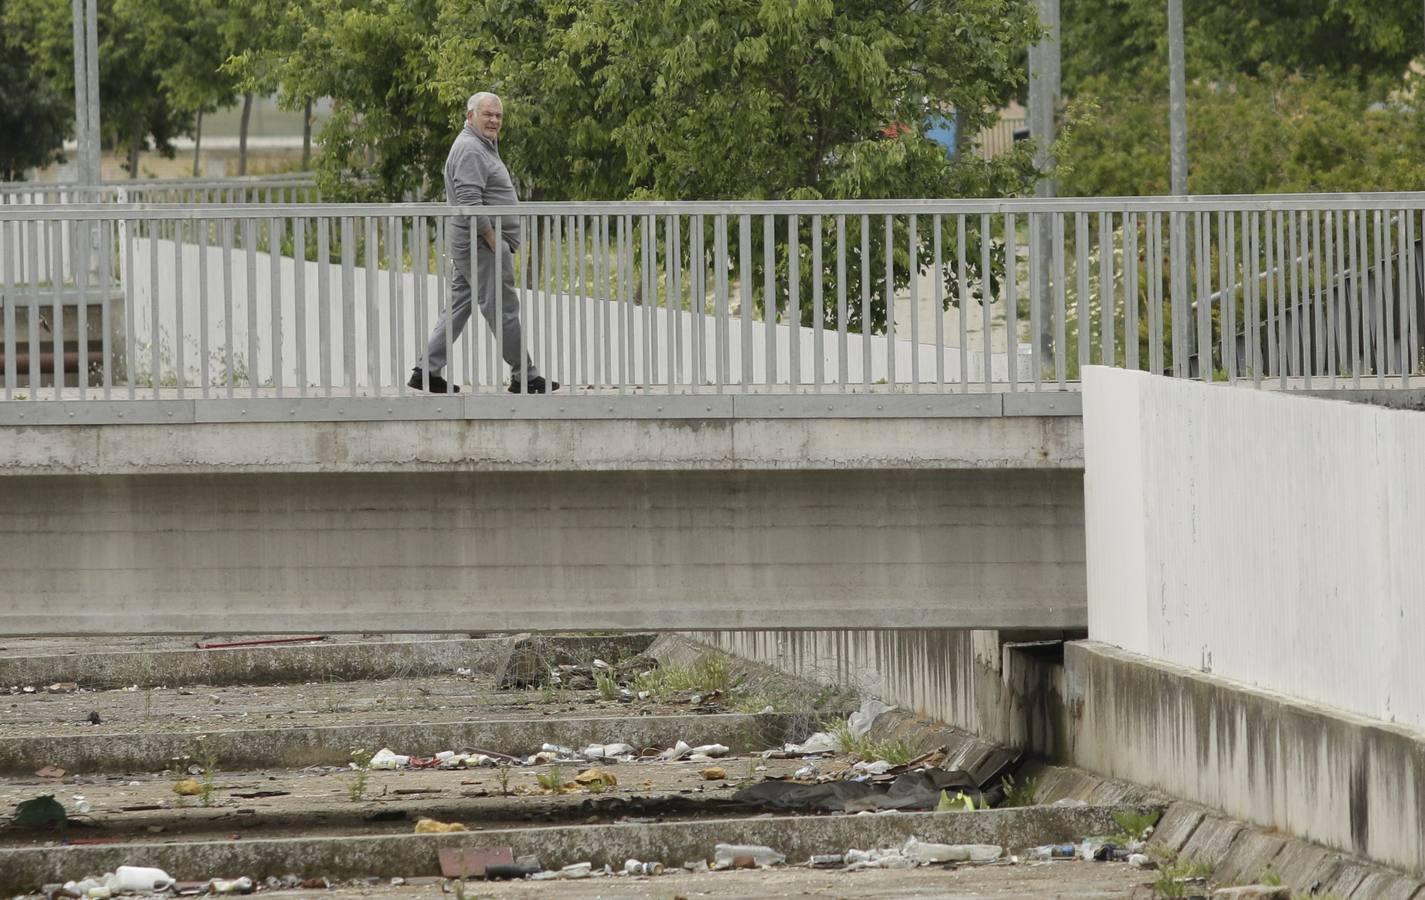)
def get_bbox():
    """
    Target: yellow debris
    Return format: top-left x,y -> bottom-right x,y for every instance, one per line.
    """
173,778 -> 202,796
574,768 -> 618,788
414,818 -> 467,834
699,767 -> 727,781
